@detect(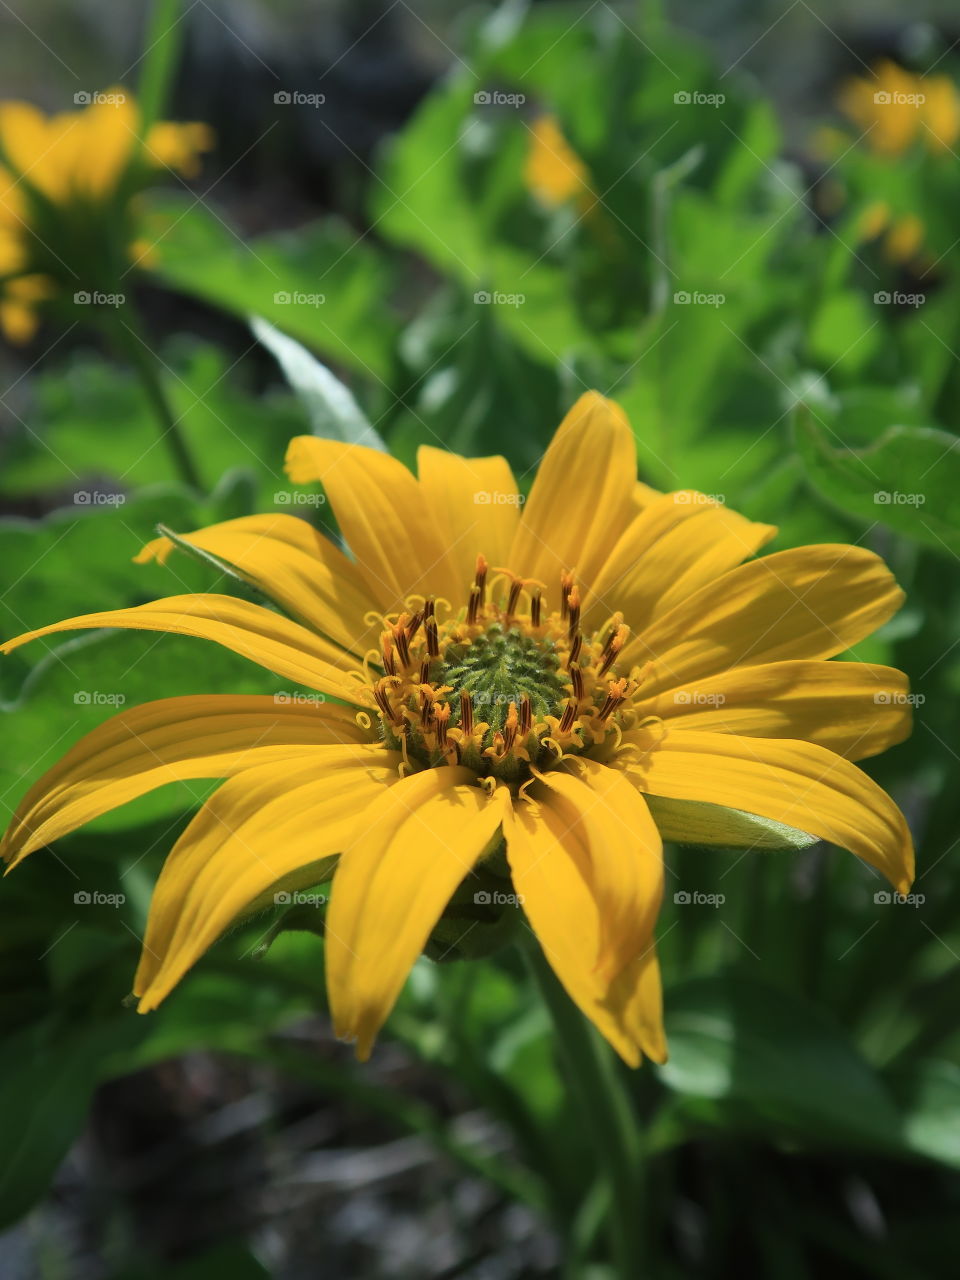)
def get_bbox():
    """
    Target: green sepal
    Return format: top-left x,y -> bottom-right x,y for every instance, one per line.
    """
645,794 -> 819,853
